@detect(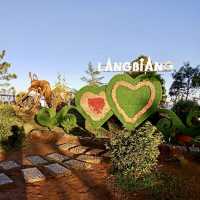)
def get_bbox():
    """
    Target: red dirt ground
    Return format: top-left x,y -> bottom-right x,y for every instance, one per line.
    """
0,132 -> 200,200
